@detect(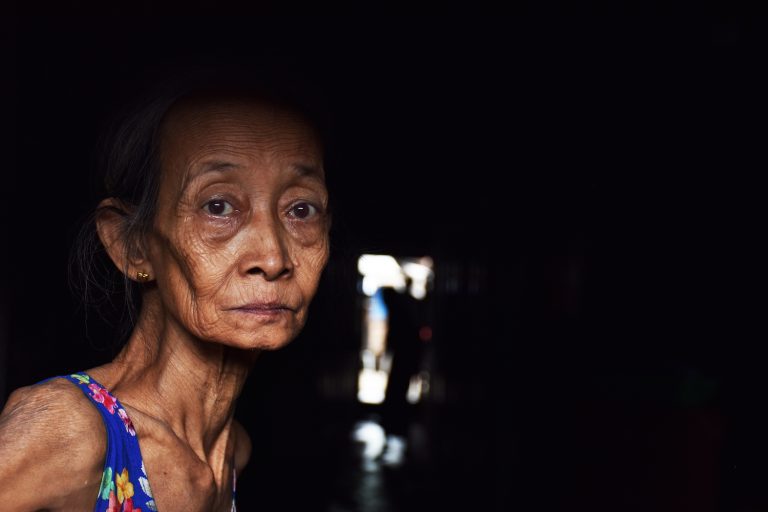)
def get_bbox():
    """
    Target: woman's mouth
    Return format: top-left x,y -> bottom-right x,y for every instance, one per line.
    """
230,302 -> 295,315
